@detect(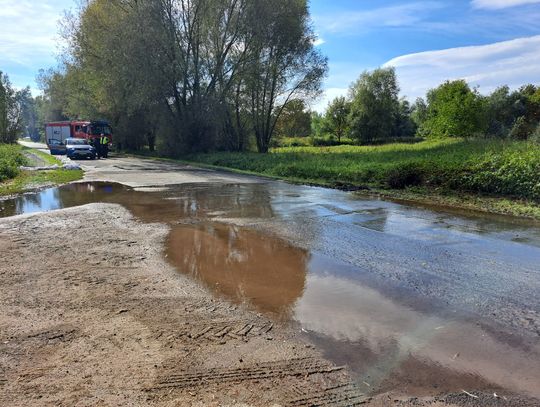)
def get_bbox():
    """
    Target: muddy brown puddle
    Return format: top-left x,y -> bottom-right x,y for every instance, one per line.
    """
2,181 -> 540,400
